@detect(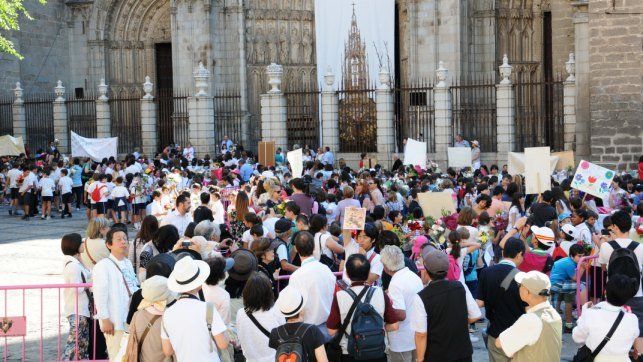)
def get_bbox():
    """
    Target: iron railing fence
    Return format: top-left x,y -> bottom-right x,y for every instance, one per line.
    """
336,81 -> 377,153
284,86 -> 320,150
393,80 -> 436,153
66,92 -> 97,150
24,93 -> 55,153
0,94 -> 13,136
513,73 -> 565,151
156,89 -> 189,151
213,91 -> 245,153
109,87 -> 142,154
451,75 -> 498,152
